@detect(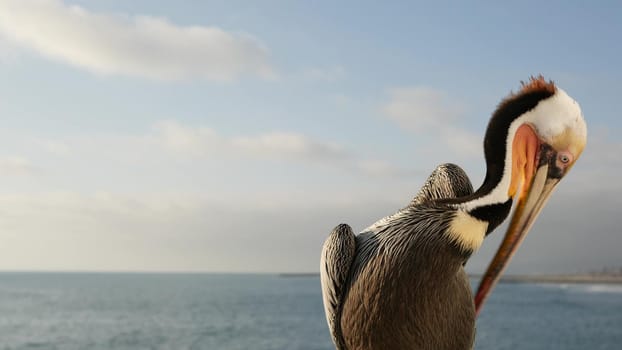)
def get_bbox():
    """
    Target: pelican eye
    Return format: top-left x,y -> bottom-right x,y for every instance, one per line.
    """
559,154 -> 570,163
